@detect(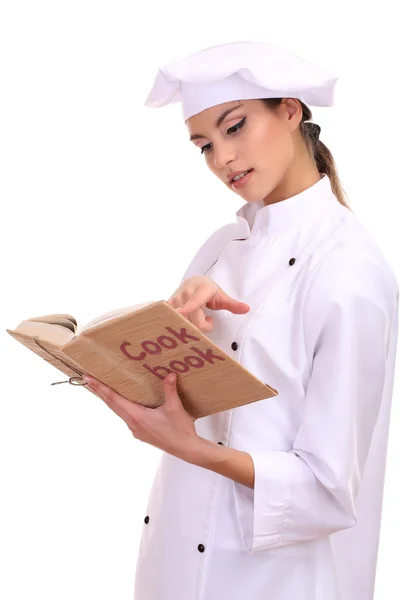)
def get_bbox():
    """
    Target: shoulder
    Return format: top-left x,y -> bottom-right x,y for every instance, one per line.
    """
179,222 -> 237,282
302,240 -> 399,356
337,208 -> 397,286
305,239 -> 399,318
